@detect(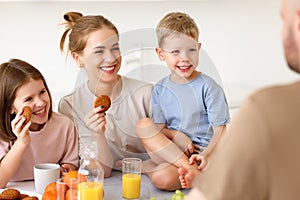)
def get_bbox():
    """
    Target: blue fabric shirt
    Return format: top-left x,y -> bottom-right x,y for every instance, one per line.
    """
152,73 -> 230,147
